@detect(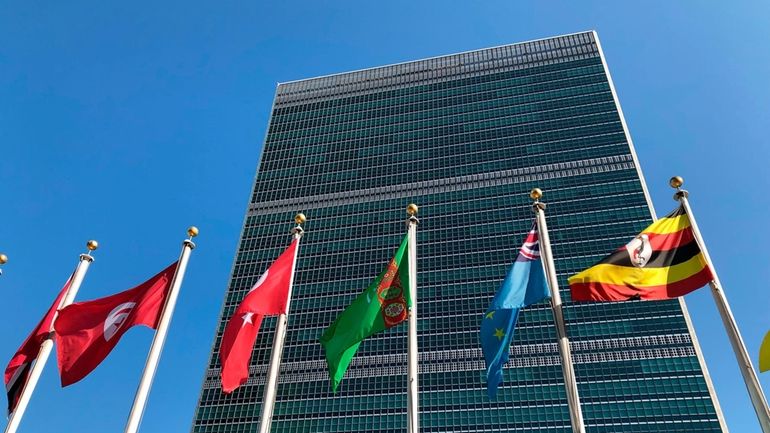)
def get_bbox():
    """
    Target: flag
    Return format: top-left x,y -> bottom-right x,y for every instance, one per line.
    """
54,263 -> 177,386
480,222 -> 550,398
320,235 -> 410,392
760,332 -> 770,373
4,276 -> 71,415
568,205 -> 713,302
219,239 -> 298,393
